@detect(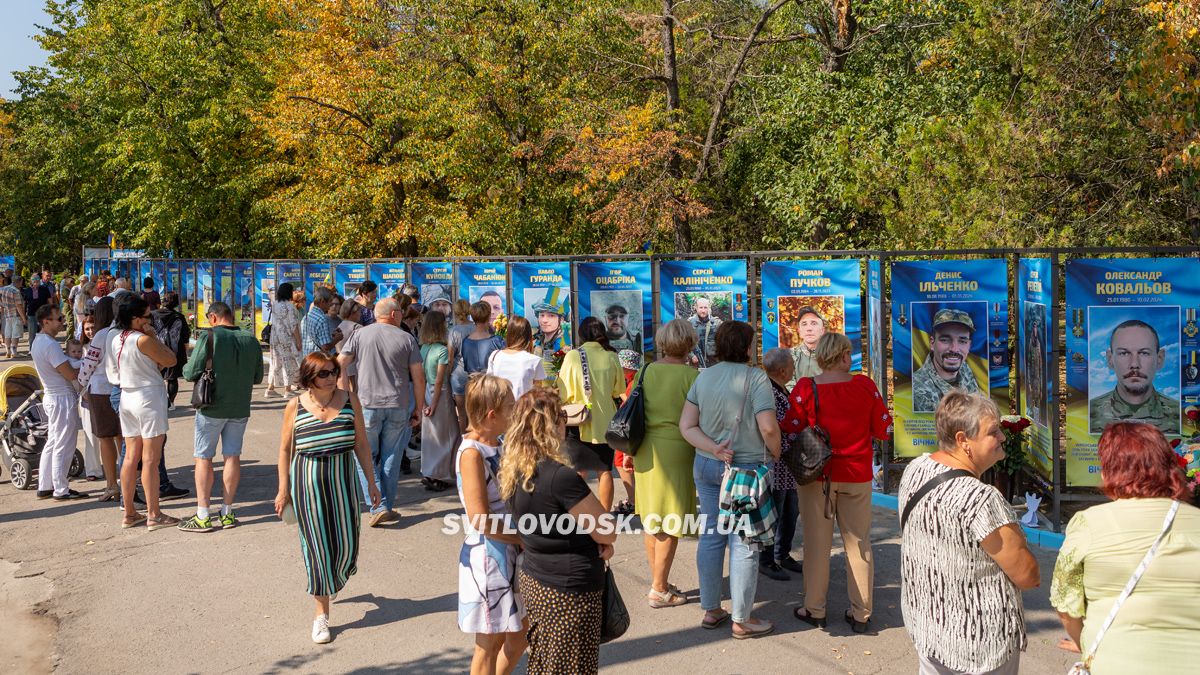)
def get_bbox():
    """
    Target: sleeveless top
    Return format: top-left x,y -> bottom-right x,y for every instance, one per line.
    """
455,438 -> 507,541
114,330 -> 166,389
294,398 -> 357,457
